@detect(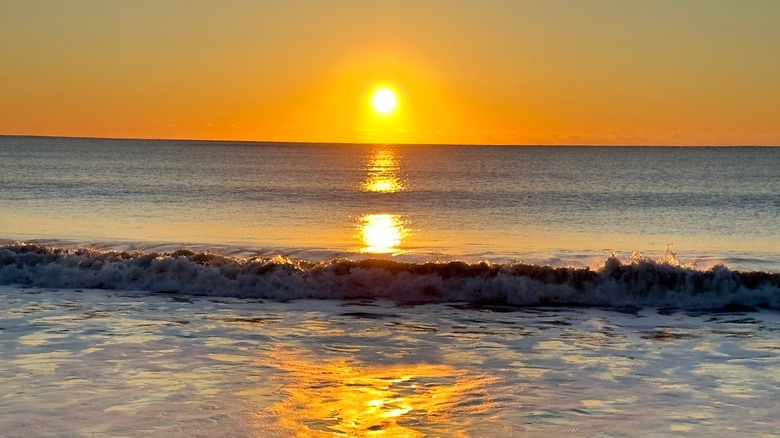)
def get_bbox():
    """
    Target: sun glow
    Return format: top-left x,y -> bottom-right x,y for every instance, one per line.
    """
371,88 -> 398,115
